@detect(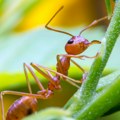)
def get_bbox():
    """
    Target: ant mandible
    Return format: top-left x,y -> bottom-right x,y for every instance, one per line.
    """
0,6 -> 108,120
